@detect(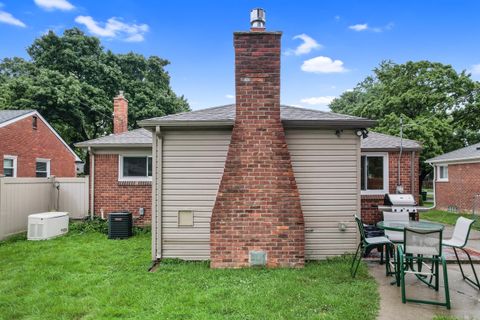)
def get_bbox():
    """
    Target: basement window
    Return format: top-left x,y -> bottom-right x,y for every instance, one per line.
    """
35,159 -> 50,177
3,155 -> 17,177
361,153 -> 389,195
437,165 -> 448,182
119,155 -> 152,181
